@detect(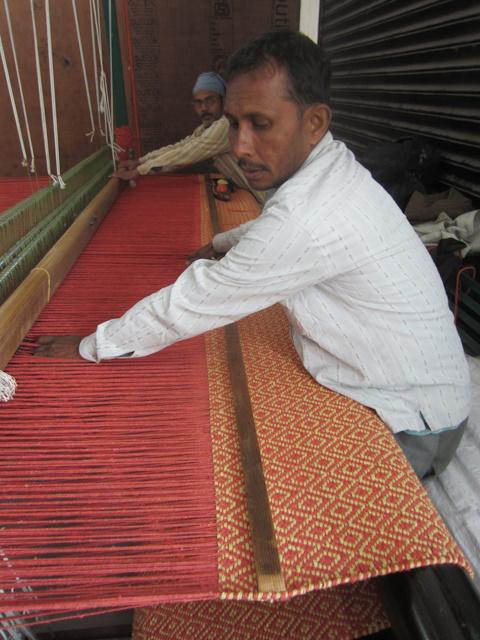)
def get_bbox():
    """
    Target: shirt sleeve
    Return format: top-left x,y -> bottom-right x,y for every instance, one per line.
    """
212,220 -> 257,252
137,118 -> 231,175
79,206 -> 325,363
